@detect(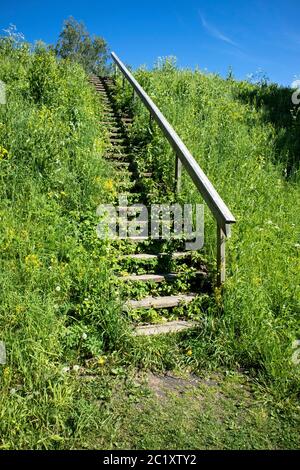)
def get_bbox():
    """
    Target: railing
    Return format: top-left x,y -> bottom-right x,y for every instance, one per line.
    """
111,51 -> 236,285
